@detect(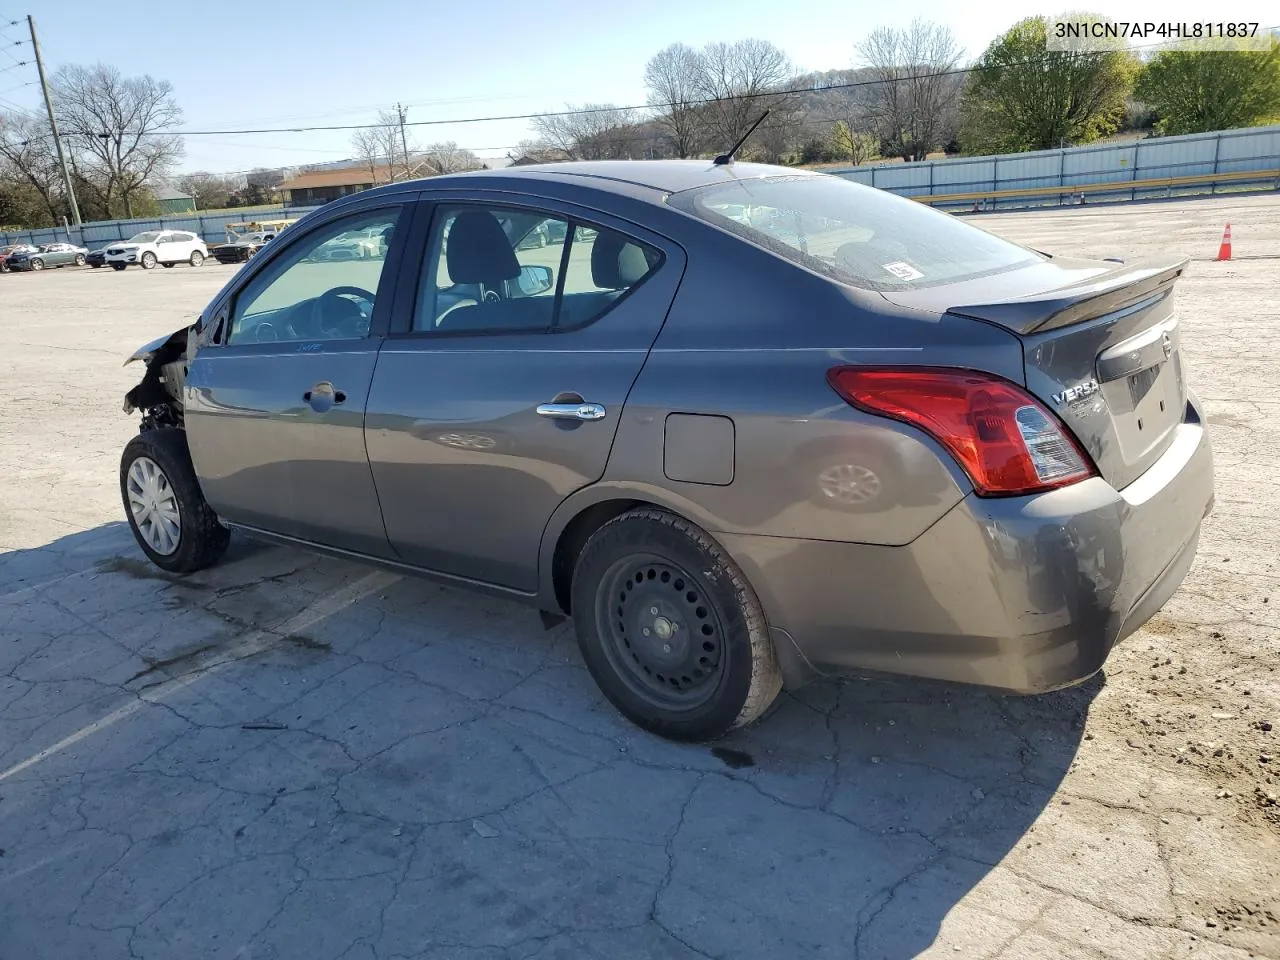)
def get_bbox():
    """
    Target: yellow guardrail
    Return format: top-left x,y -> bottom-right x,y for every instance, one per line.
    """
912,168 -> 1280,206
